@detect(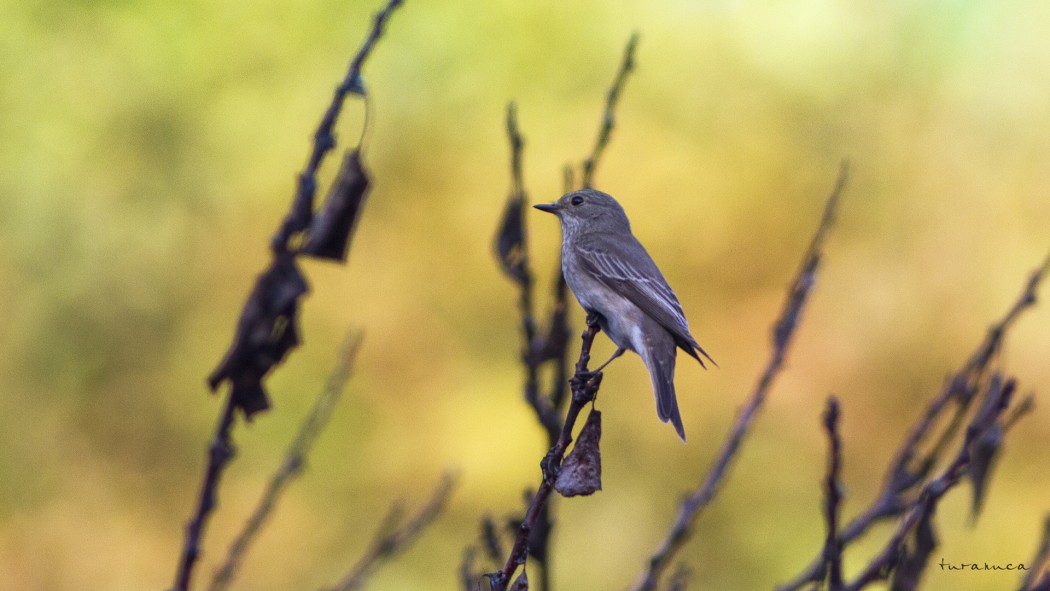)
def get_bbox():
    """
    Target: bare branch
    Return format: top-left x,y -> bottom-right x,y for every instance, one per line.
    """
173,394 -> 238,591
325,472 -> 459,591
486,320 -> 605,591
581,33 -> 638,188
629,163 -> 849,591
1020,514 -> 1050,591
208,332 -> 364,591
483,33 -> 640,591
777,252 -> 1050,591
176,3 -> 404,588
821,396 -> 845,591
495,103 -> 565,445
842,373 -> 1015,590
271,0 -> 404,254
